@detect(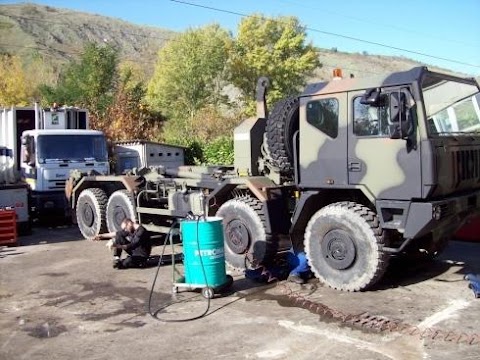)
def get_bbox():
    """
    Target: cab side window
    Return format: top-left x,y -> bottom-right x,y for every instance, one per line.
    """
353,96 -> 390,136
306,98 -> 339,138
